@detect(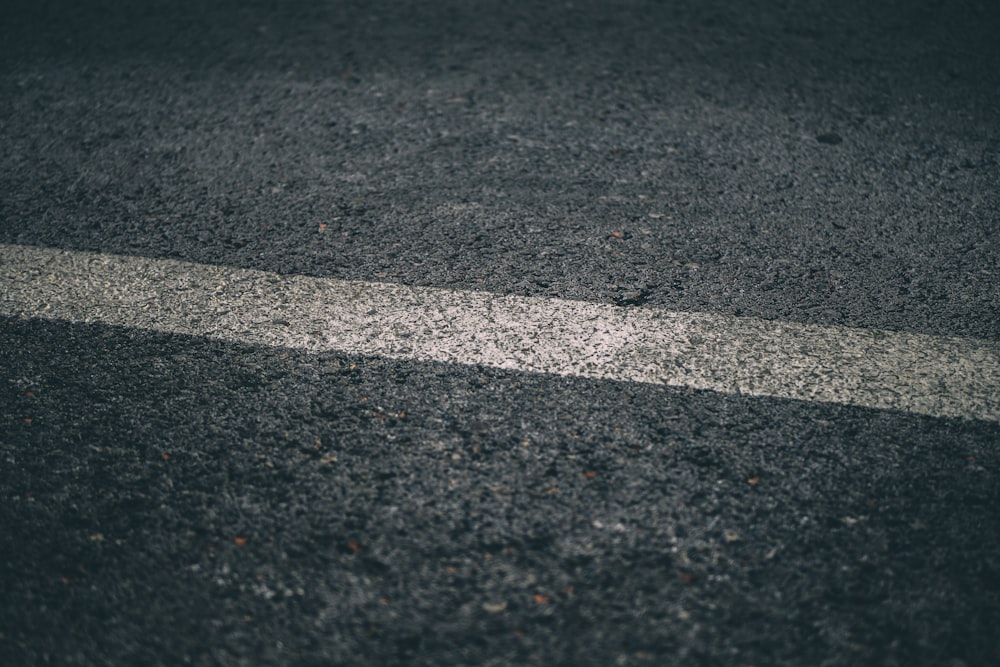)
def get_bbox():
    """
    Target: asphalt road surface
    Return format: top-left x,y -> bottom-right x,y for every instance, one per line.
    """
2,1 -> 999,665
